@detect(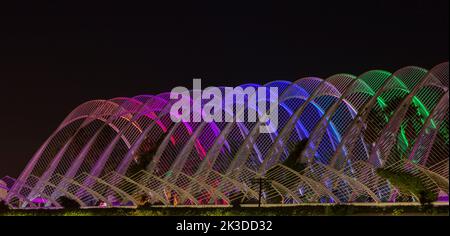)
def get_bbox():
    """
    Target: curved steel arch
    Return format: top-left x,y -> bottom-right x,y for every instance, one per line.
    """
8,63 -> 448,208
